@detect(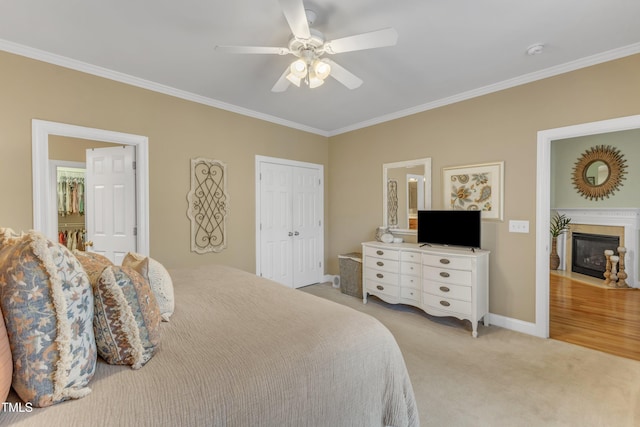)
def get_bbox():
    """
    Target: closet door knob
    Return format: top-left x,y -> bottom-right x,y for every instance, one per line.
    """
288,232 -> 293,237
85,241 -> 94,247
294,231 -> 299,236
